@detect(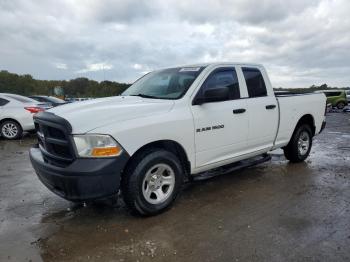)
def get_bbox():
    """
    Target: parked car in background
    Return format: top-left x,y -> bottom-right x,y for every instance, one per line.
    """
346,90 -> 350,103
29,95 -> 66,107
317,90 -> 348,109
64,98 -> 74,103
65,97 -> 94,103
0,93 -> 50,139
